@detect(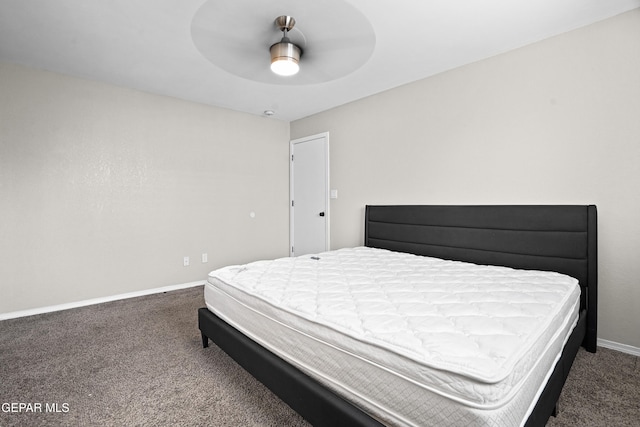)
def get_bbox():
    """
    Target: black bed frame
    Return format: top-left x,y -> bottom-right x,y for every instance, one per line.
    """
199,205 -> 597,426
